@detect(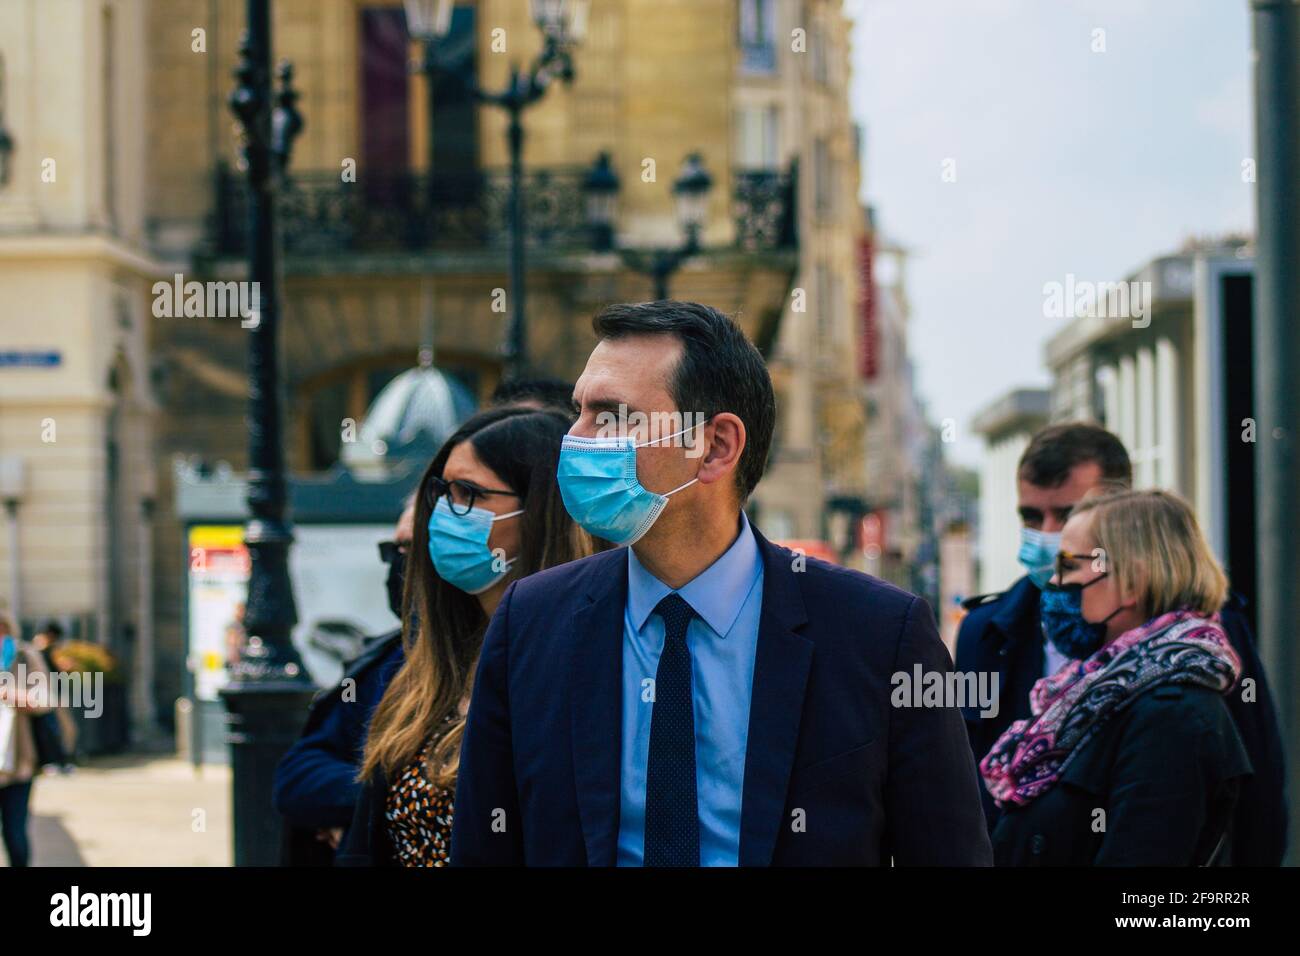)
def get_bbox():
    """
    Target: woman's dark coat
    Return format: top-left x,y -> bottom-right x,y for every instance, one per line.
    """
992,683 -> 1253,866
335,767 -> 398,867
